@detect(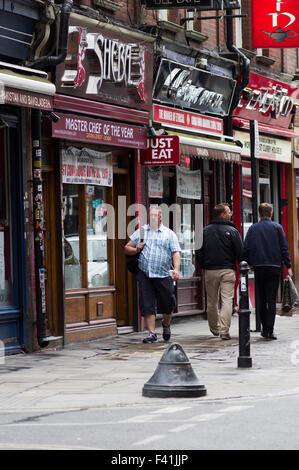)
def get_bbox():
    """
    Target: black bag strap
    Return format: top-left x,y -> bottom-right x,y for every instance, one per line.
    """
140,226 -> 144,242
